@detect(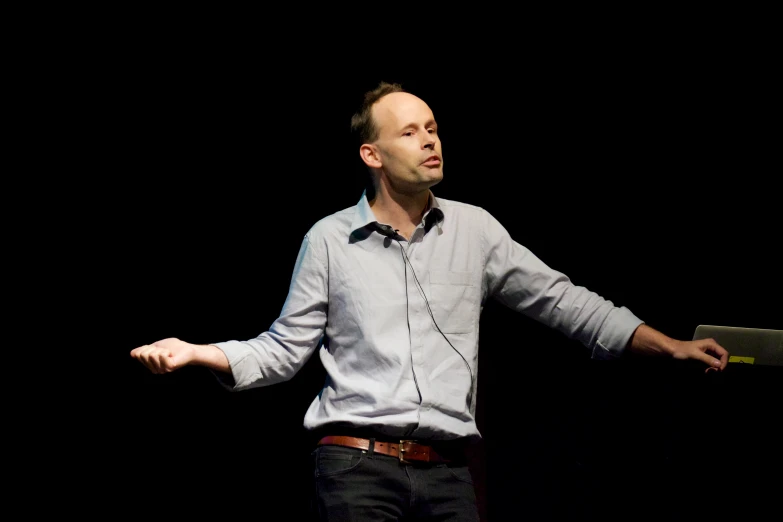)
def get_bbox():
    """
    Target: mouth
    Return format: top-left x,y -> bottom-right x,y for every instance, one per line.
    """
421,155 -> 441,167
